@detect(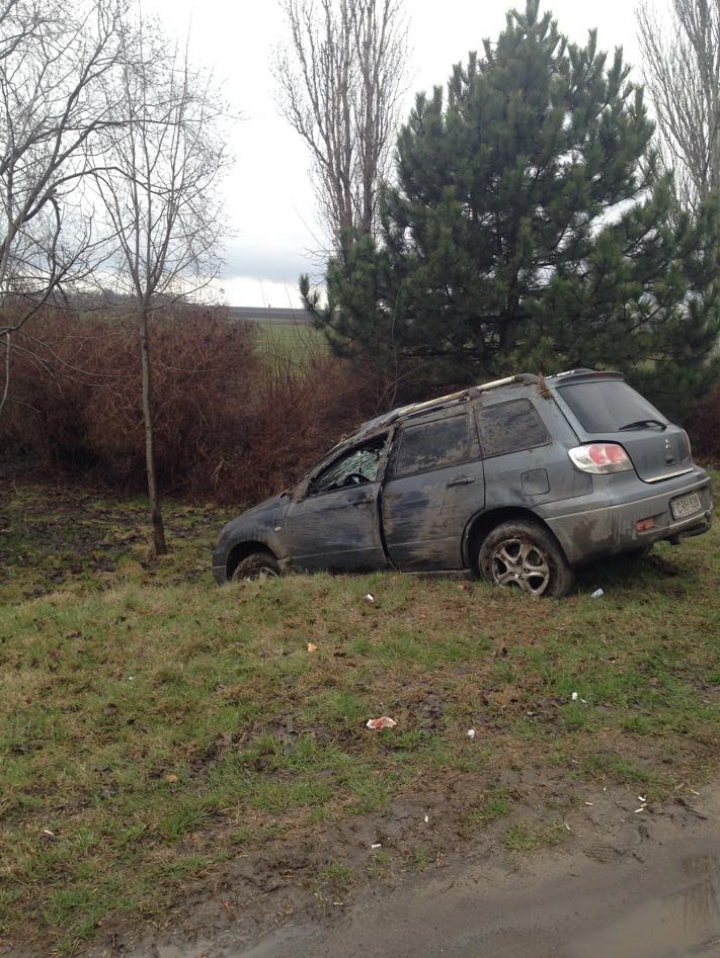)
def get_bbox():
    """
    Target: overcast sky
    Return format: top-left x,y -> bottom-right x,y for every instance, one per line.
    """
145,0 -> 645,307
